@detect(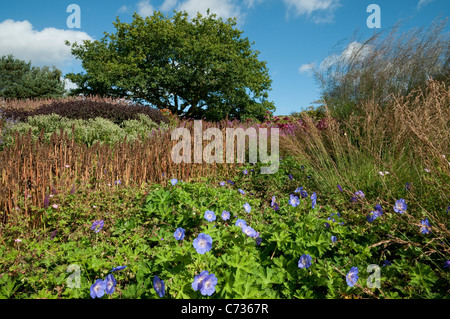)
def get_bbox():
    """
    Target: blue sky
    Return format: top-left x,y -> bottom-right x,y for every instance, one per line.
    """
0,0 -> 448,115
